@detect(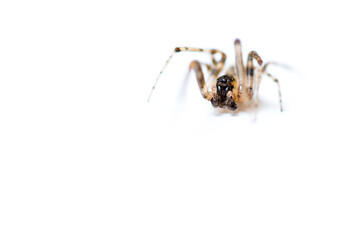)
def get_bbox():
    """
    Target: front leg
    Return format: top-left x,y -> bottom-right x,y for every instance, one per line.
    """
189,60 -> 212,100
